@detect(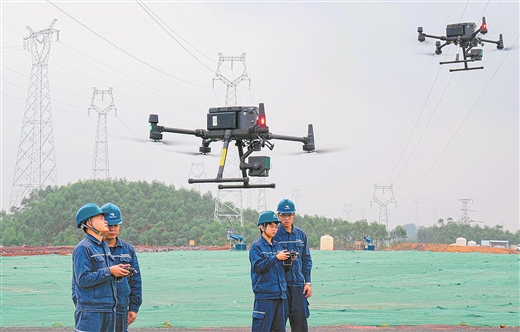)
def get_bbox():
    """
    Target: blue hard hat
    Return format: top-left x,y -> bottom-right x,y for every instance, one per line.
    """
257,210 -> 280,226
101,203 -> 123,226
75,203 -> 106,228
277,198 -> 296,213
